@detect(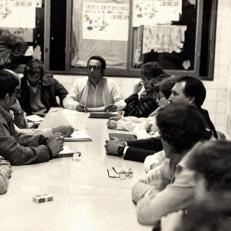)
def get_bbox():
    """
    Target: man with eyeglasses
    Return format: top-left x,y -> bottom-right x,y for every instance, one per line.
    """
63,56 -> 126,112
18,59 -> 68,117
